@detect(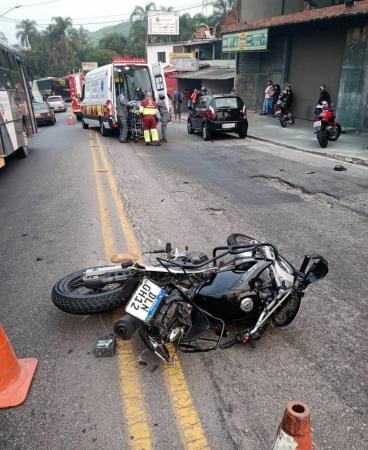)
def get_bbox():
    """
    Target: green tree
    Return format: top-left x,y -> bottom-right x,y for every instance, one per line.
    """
213,0 -> 237,25
98,32 -> 127,54
86,48 -> 119,67
16,19 -> 39,48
